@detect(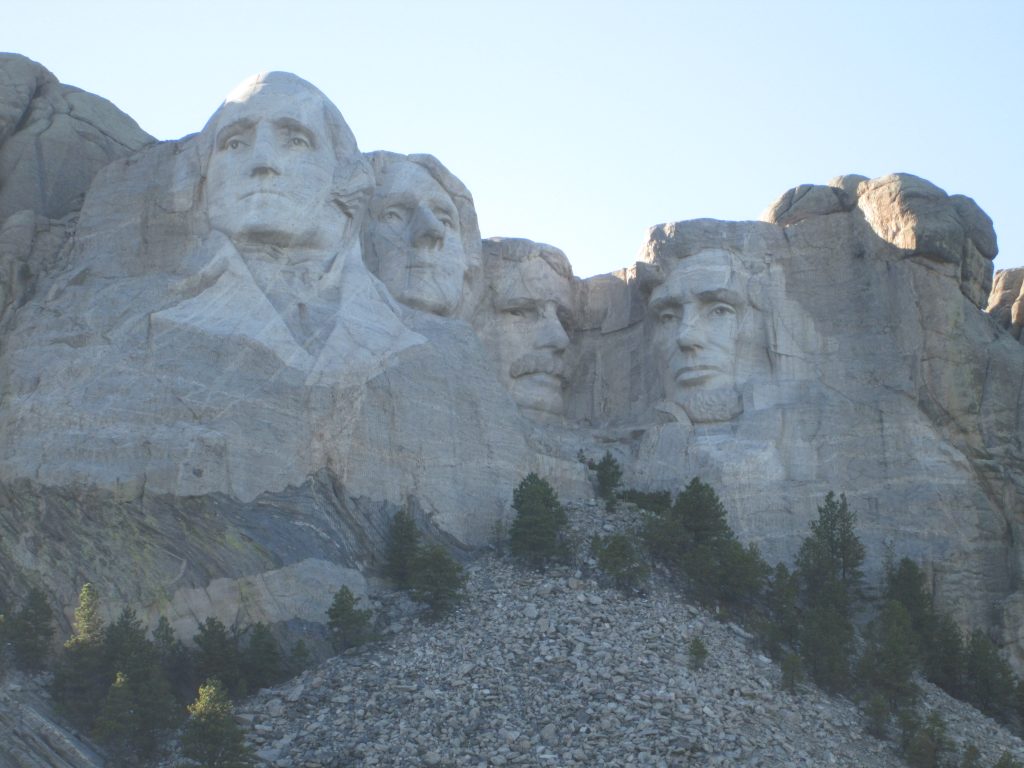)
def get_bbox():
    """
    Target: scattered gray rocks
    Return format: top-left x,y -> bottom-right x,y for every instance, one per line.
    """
192,501 -> 1024,767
